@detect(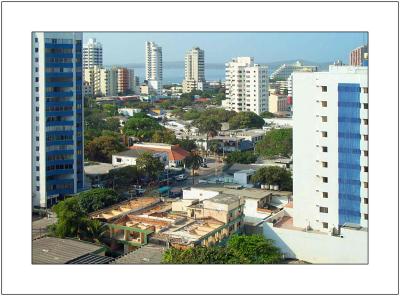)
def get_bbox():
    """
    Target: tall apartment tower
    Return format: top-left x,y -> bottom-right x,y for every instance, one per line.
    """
145,41 -> 163,95
292,65 -> 368,233
32,32 -> 85,208
349,45 -> 368,66
182,47 -> 205,93
83,38 -> 103,69
224,57 -> 268,115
